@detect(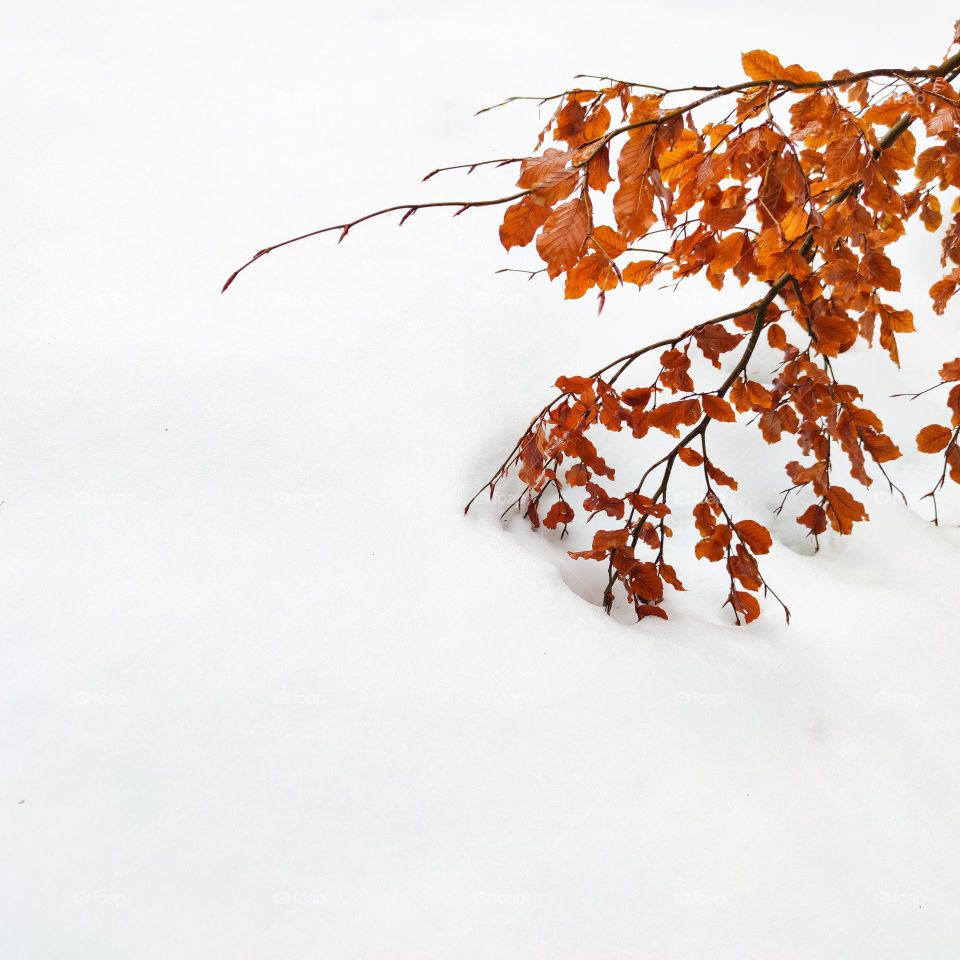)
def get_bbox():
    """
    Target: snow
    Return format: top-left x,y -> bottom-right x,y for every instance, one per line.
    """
2,1 -> 960,956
